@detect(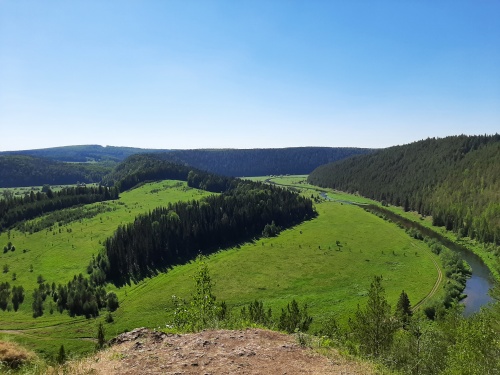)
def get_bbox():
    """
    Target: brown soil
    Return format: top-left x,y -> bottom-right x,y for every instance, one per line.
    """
65,328 -> 375,375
